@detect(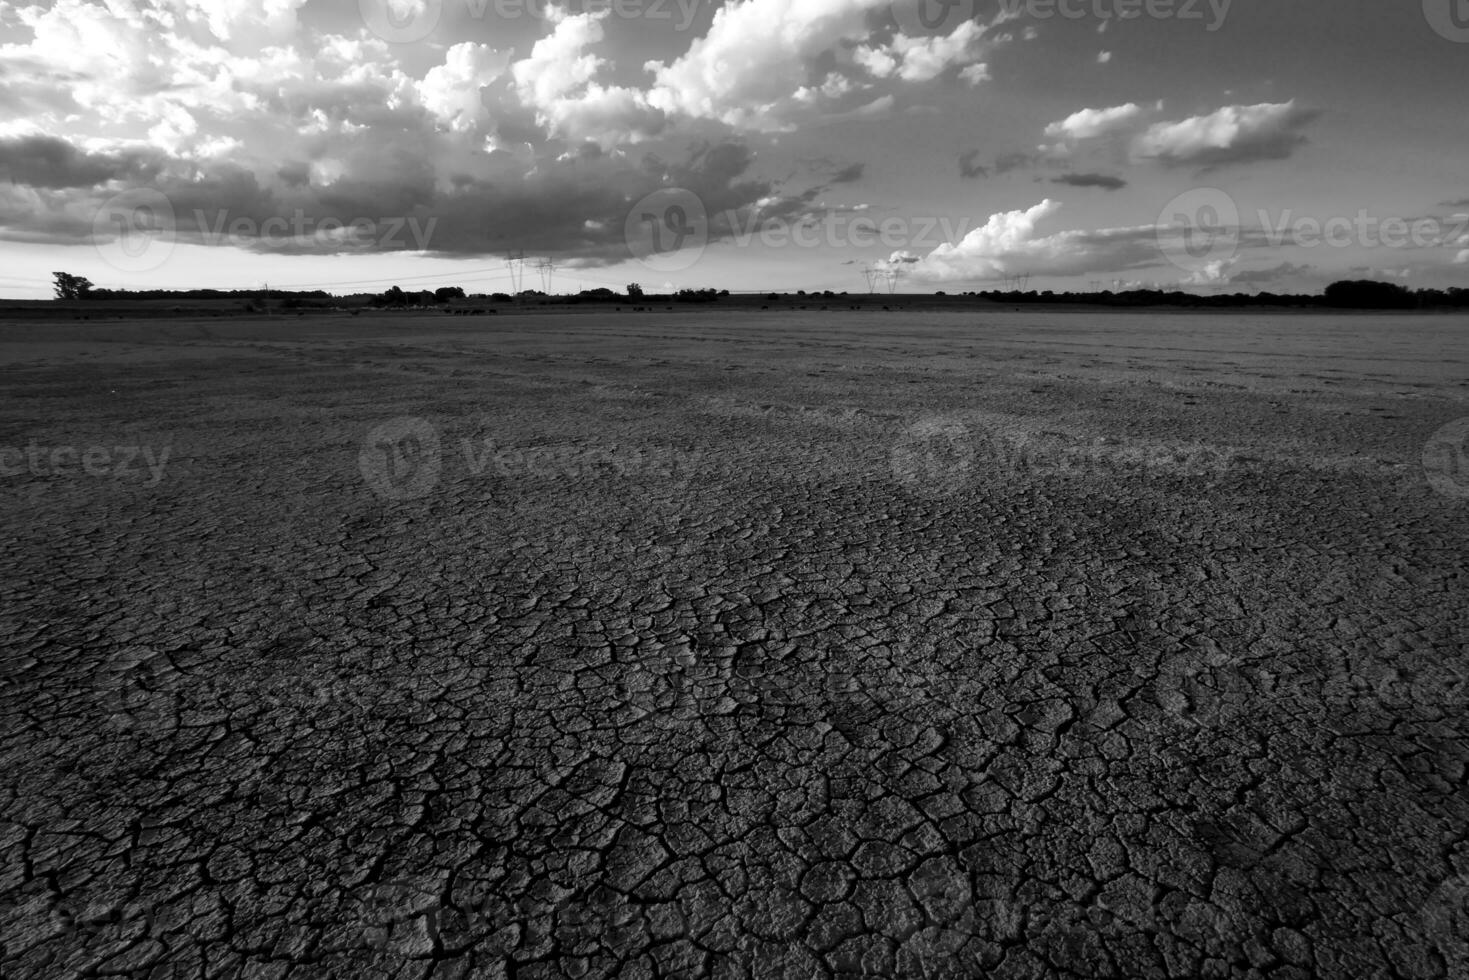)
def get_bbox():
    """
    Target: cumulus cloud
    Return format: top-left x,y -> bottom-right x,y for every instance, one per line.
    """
644,0 -> 998,131
1132,101 -> 1321,168
6,133 -> 781,265
1182,257 -> 1237,285
643,0 -> 892,131
1044,103 -> 1144,142
0,0 -> 1015,271
896,199 -> 1160,282
854,20 -> 991,83
1040,100 -> 1319,170
419,43 -> 511,133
